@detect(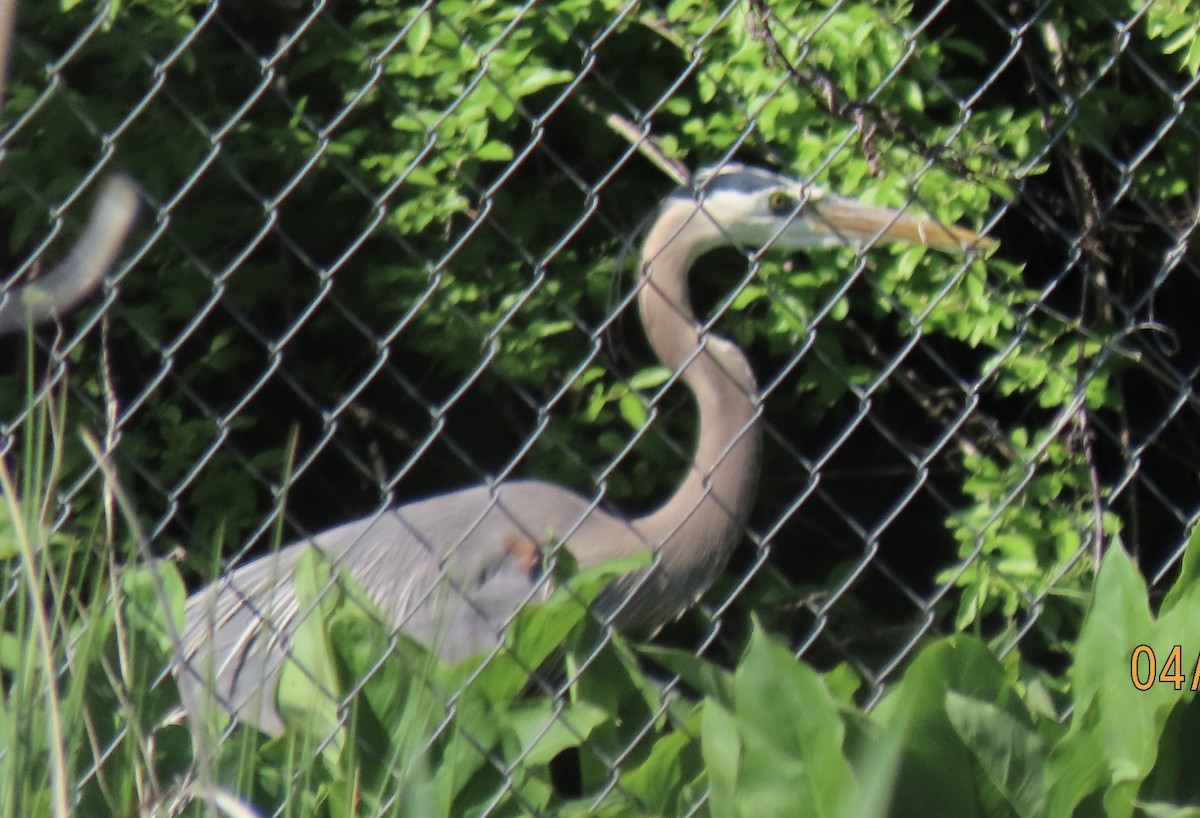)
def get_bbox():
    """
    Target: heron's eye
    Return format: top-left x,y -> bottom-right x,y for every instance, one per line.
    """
767,189 -> 797,215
